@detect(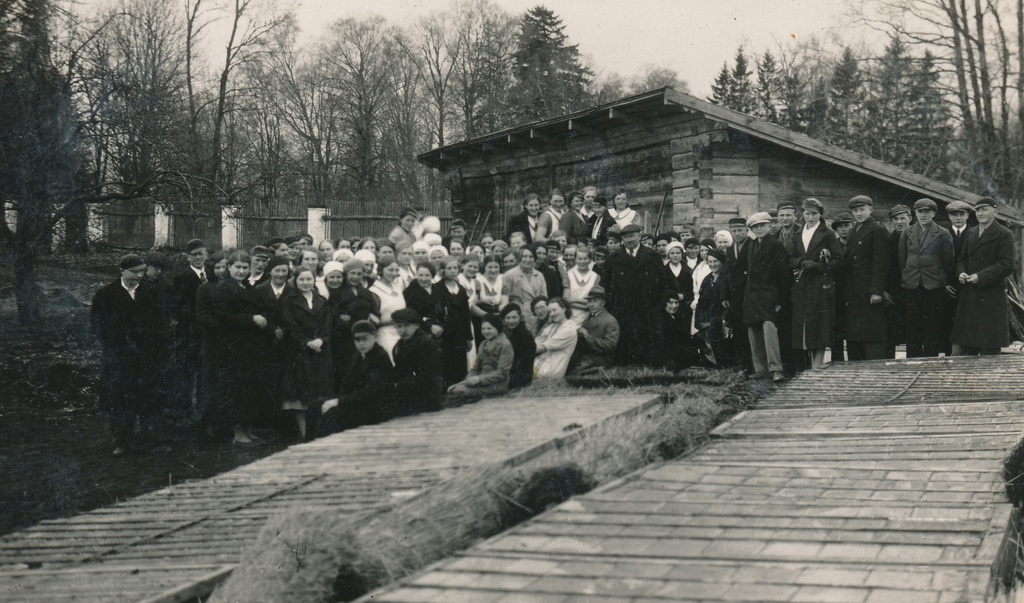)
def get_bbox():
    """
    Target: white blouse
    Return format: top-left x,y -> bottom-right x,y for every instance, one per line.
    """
370,280 -> 406,325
